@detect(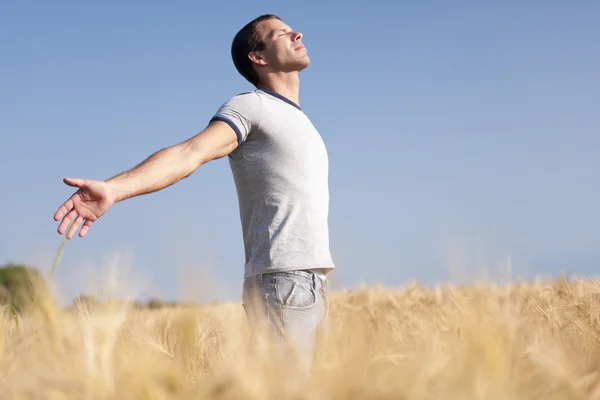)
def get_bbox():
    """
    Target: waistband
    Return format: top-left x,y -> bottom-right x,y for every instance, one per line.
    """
246,267 -> 329,283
